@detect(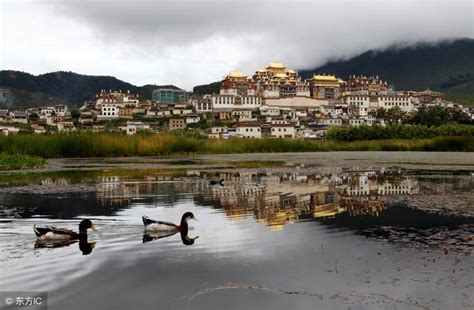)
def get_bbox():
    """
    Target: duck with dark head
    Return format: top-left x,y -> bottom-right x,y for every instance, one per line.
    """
34,219 -> 97,255
142,212 -> 199,245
